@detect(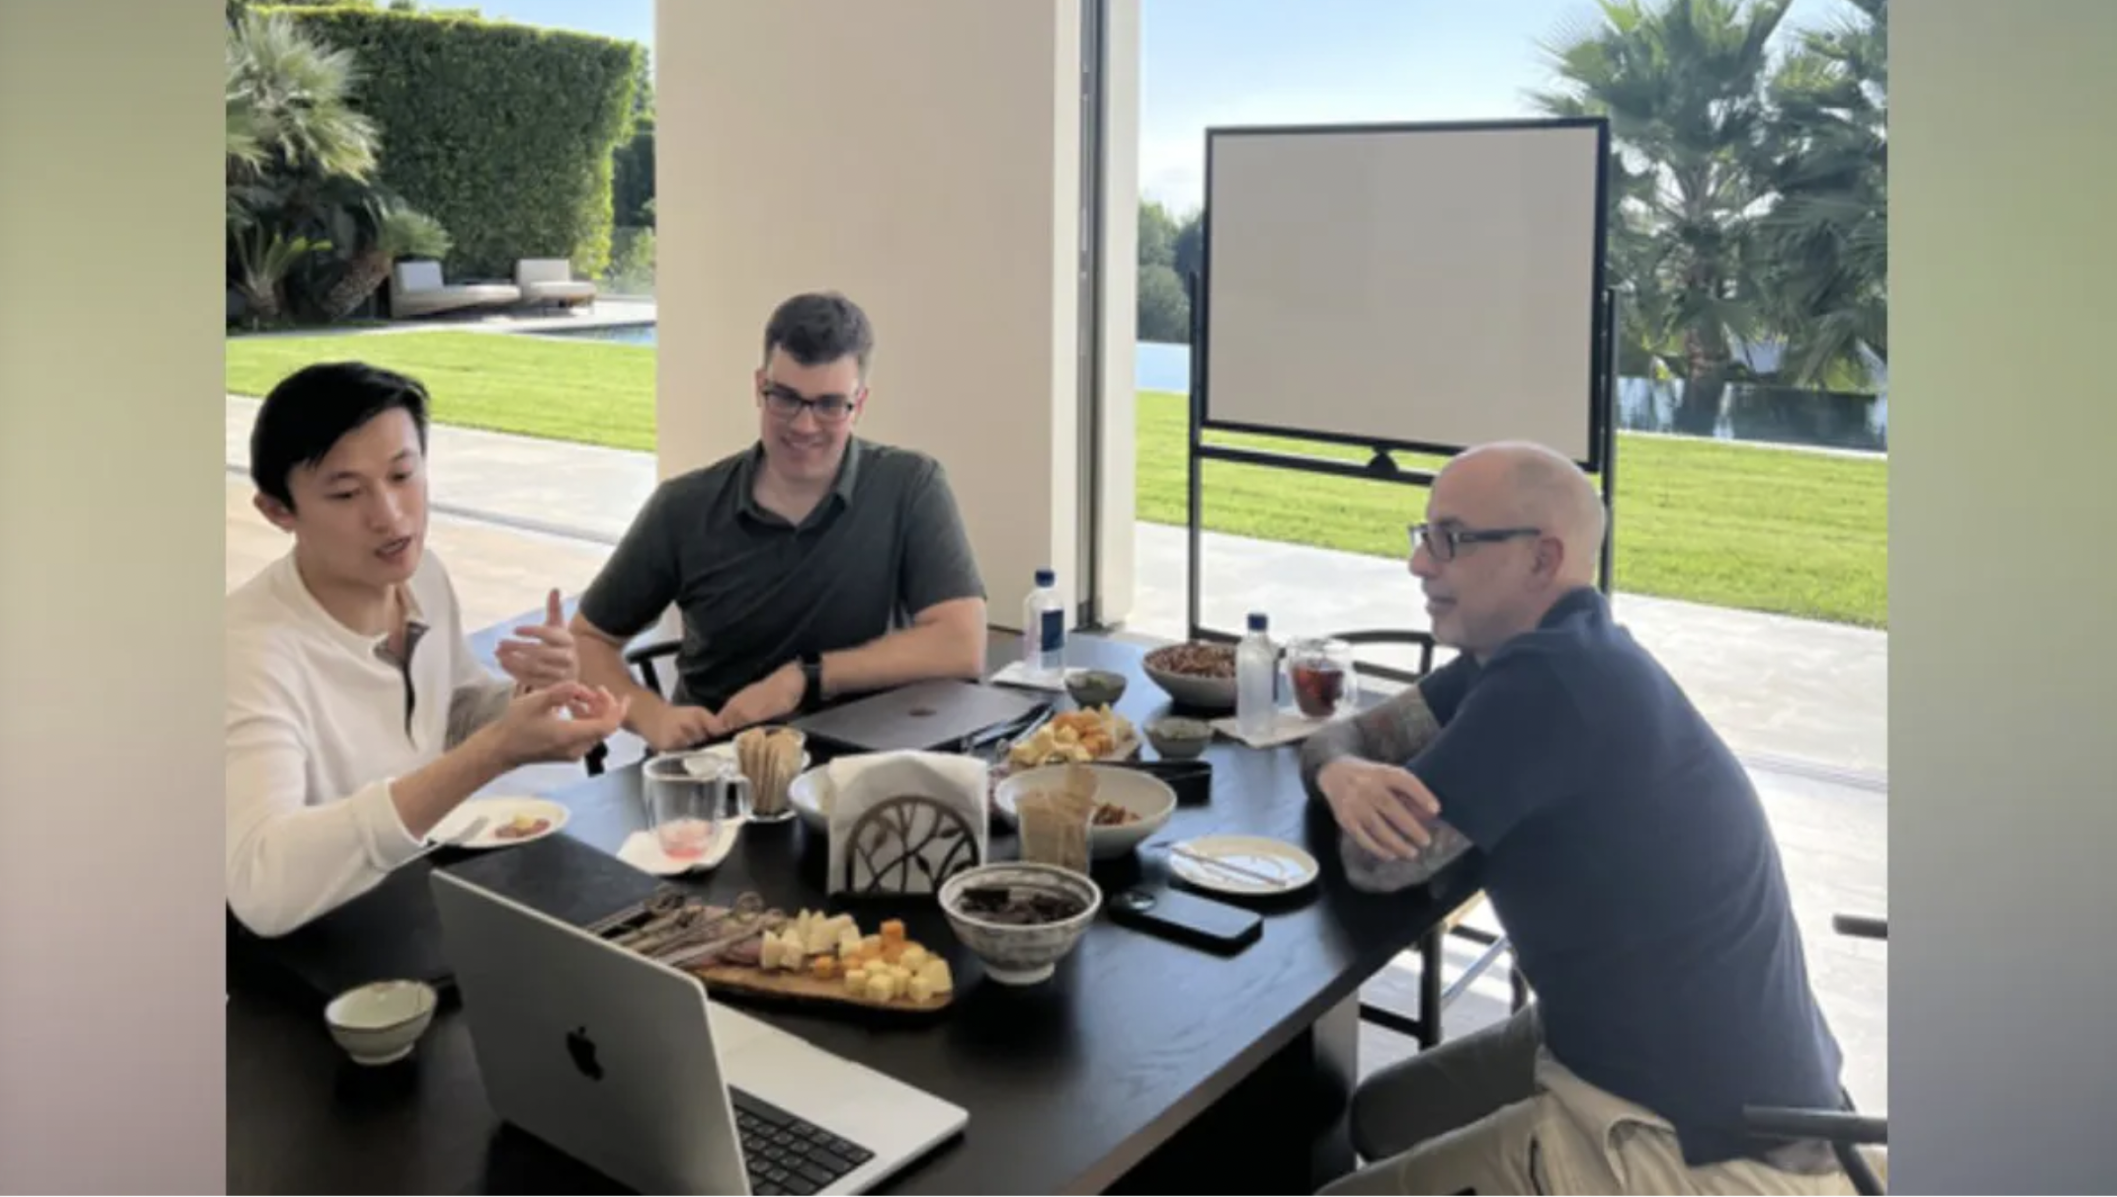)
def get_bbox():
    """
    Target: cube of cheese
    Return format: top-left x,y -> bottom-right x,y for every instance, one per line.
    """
918,958 -> 953,994
908,975 -> 936,1003
865,972 -> 899,1003
880,919 -> 907,942
899,944 -> 930,971
761,930 -> 803,972
861,934 -> 882,955
844,967 -> 869,993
